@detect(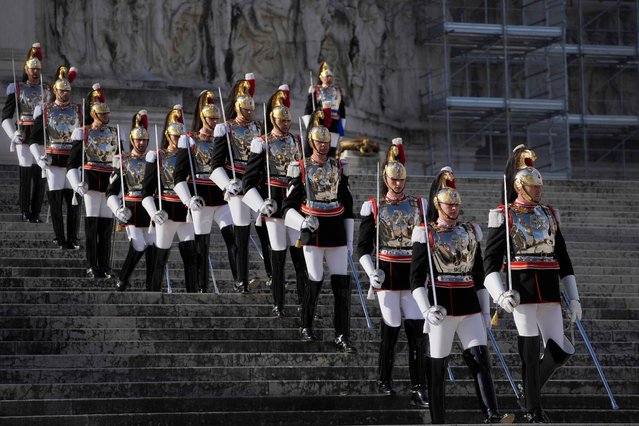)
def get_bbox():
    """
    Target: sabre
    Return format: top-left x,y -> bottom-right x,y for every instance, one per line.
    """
217,87 -> 237,182
348,254 -> 374,330
421,206 -> 440,307
116,125 -> 125,211
484,317 -> 525,406
367,162 -> 381,300
309,70 -> 316,112
165,264 -> 173,294
503,175 -> 513,291
263,103 -> 272,200
249,235 -> 264,260
297,117 -> 313,209
154,125 -> 162,212
11,56 -> 21,137
561,291 -> 619,410
185,132 -> 199,200
207,255 -> 220,295
40,74 -> 47,154
72,99 -> 86,207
